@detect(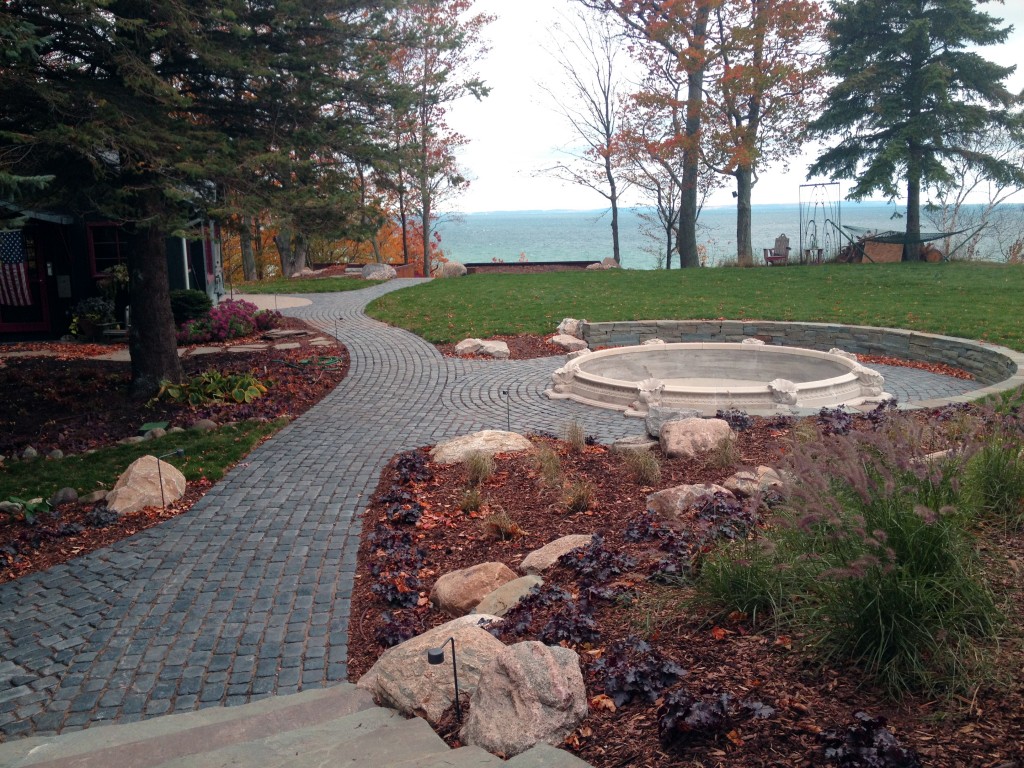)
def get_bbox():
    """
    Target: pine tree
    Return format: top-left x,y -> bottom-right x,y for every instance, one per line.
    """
0,1 -> 405,394
808,0 -> 1024,260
